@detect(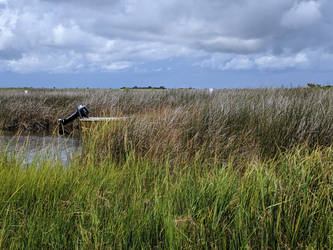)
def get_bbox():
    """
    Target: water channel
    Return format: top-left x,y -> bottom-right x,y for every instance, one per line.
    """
0,132 -> 81,165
